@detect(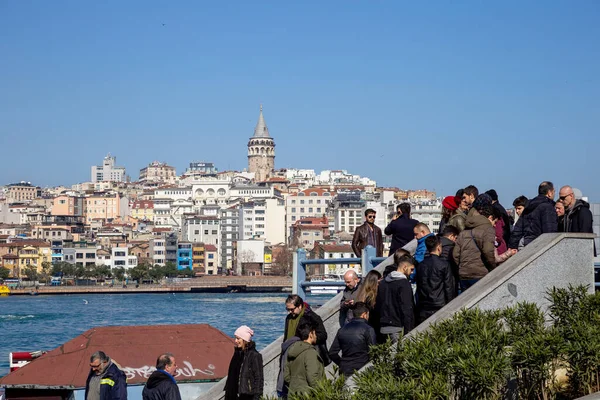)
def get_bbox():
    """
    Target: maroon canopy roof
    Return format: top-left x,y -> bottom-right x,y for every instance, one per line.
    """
0,324 -> 234,388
